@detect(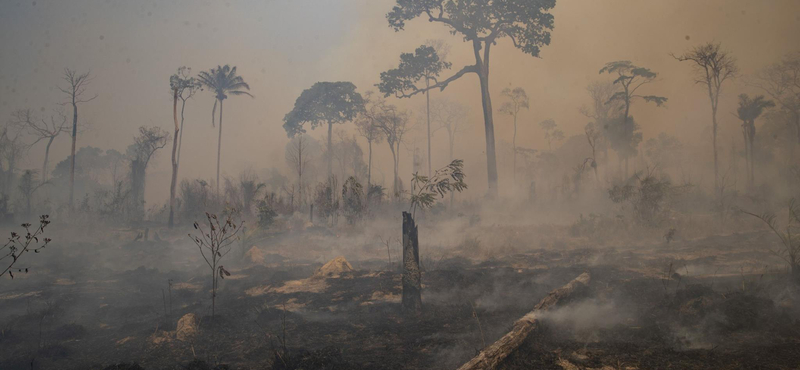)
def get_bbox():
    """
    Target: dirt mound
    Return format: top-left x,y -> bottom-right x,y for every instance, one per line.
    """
176,313 -> 198,341
312,256 -> 354,279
